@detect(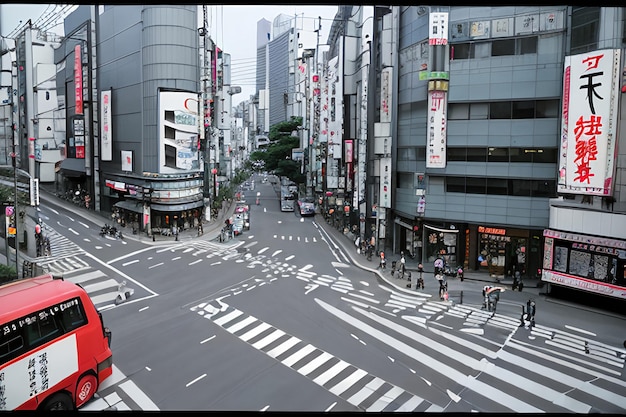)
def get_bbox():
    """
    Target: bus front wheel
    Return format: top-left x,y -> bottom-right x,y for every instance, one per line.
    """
41,392 -> 74,411
75,373 -> 98,408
